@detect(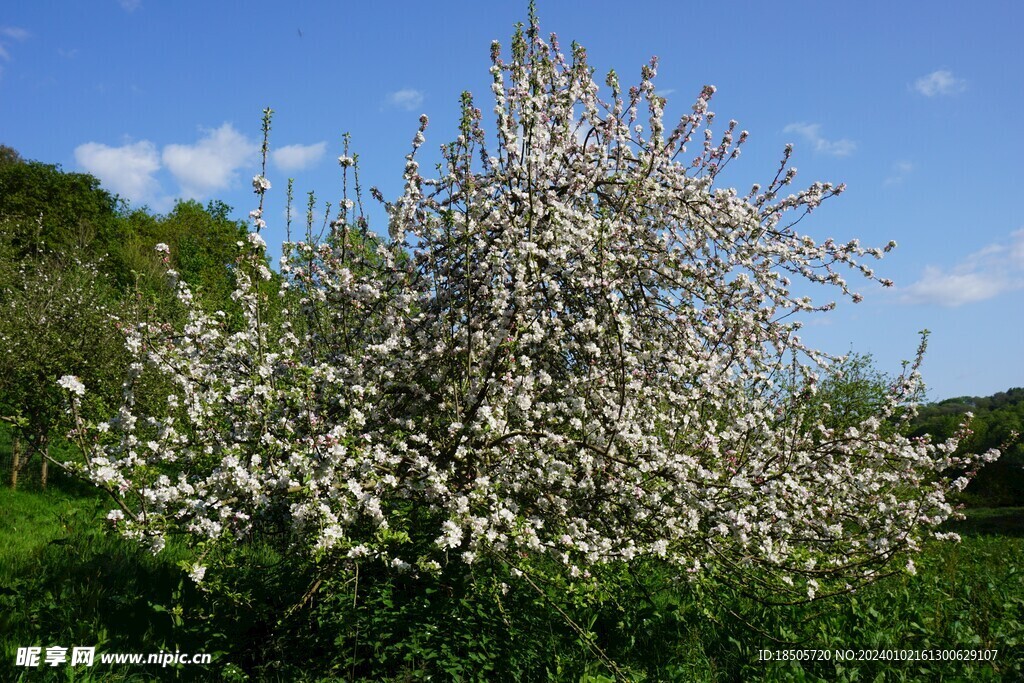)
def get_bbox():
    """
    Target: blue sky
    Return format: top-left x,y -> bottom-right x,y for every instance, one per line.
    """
1,1 -> 1021,401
